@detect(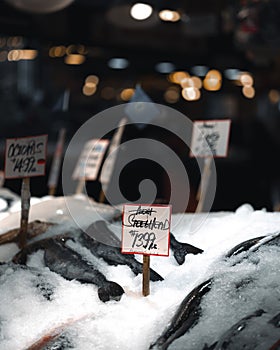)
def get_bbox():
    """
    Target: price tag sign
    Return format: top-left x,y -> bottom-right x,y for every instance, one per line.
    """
73,139 -> 109,180
190,119 -> 231,158
5,135 -> 48,179
122,204 -> 171,256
